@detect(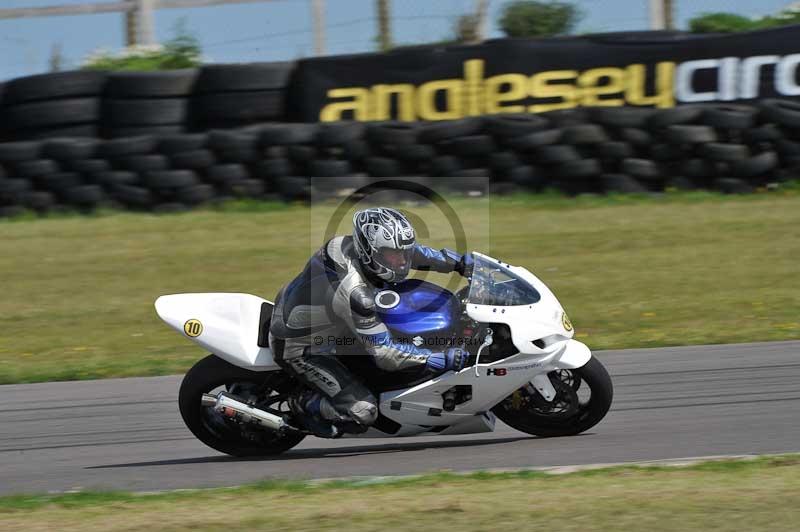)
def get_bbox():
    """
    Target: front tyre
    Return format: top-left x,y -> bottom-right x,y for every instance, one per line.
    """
492,356 -> 613,437
179,354 -> 305,457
